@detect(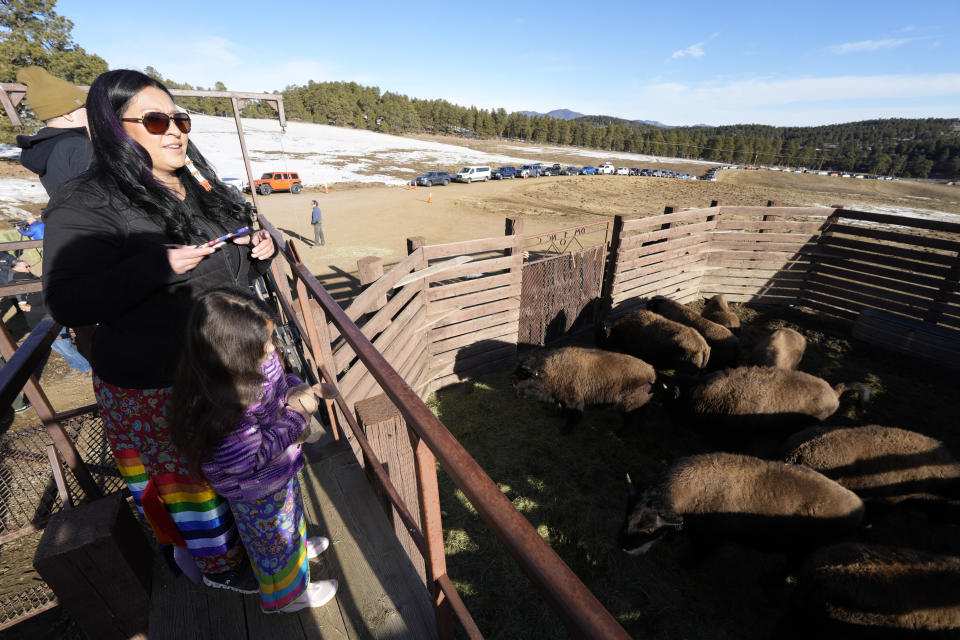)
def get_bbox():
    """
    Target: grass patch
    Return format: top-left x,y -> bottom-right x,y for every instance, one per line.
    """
428,302 -> 958,639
